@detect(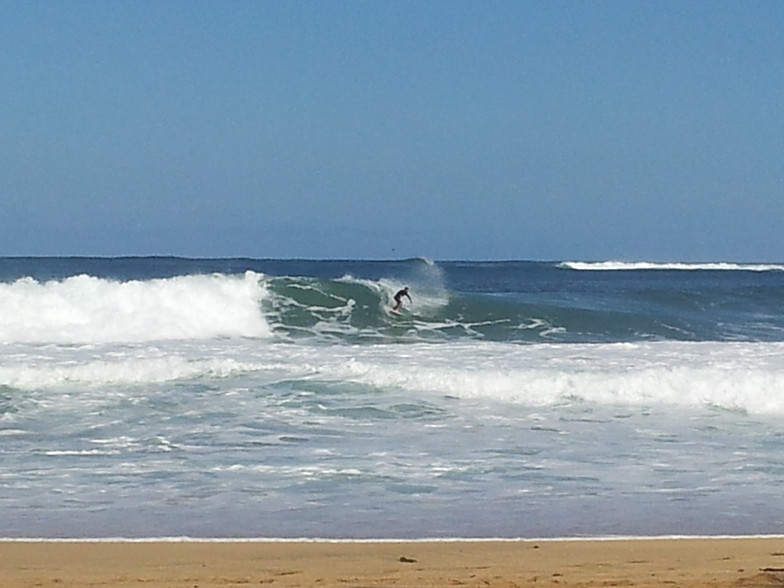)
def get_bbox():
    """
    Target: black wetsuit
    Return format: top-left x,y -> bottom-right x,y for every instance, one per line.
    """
394,289 -> 410,304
